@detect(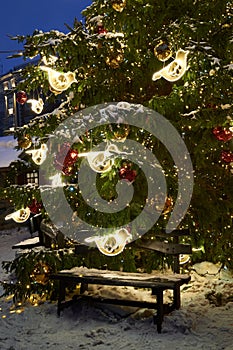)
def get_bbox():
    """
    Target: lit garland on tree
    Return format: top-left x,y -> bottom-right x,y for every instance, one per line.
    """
1,0 -> 233,301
